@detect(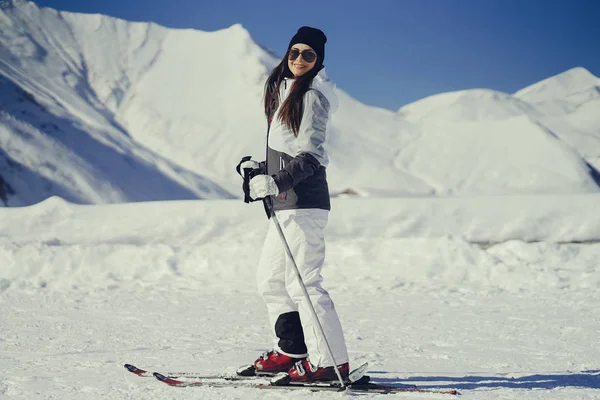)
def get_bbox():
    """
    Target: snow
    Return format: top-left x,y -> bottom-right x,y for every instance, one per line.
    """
396,81 -> 600,195
1,1 -> 600,204
2,2 -> 600,399
2,197 -> 600,399
0,73 -> 234,206
513,68 -> 600,170
398,89 -> 541,122
0,1 -> 275,203
514,67 -> 600,115
392,116 -> 599,195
